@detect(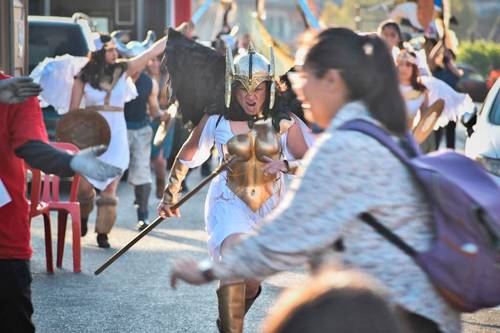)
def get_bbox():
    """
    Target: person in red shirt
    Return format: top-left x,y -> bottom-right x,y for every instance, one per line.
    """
0,73 -> 120,333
